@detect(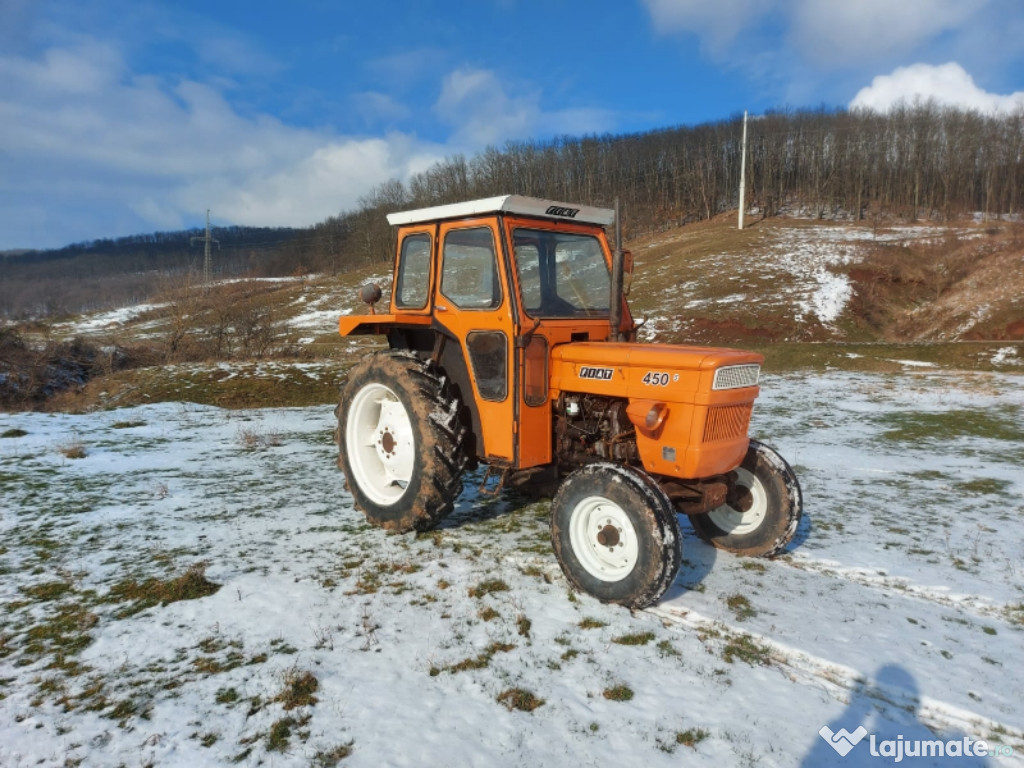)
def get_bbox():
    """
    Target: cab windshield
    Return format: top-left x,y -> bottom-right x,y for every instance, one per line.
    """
513,228 -> 610,318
